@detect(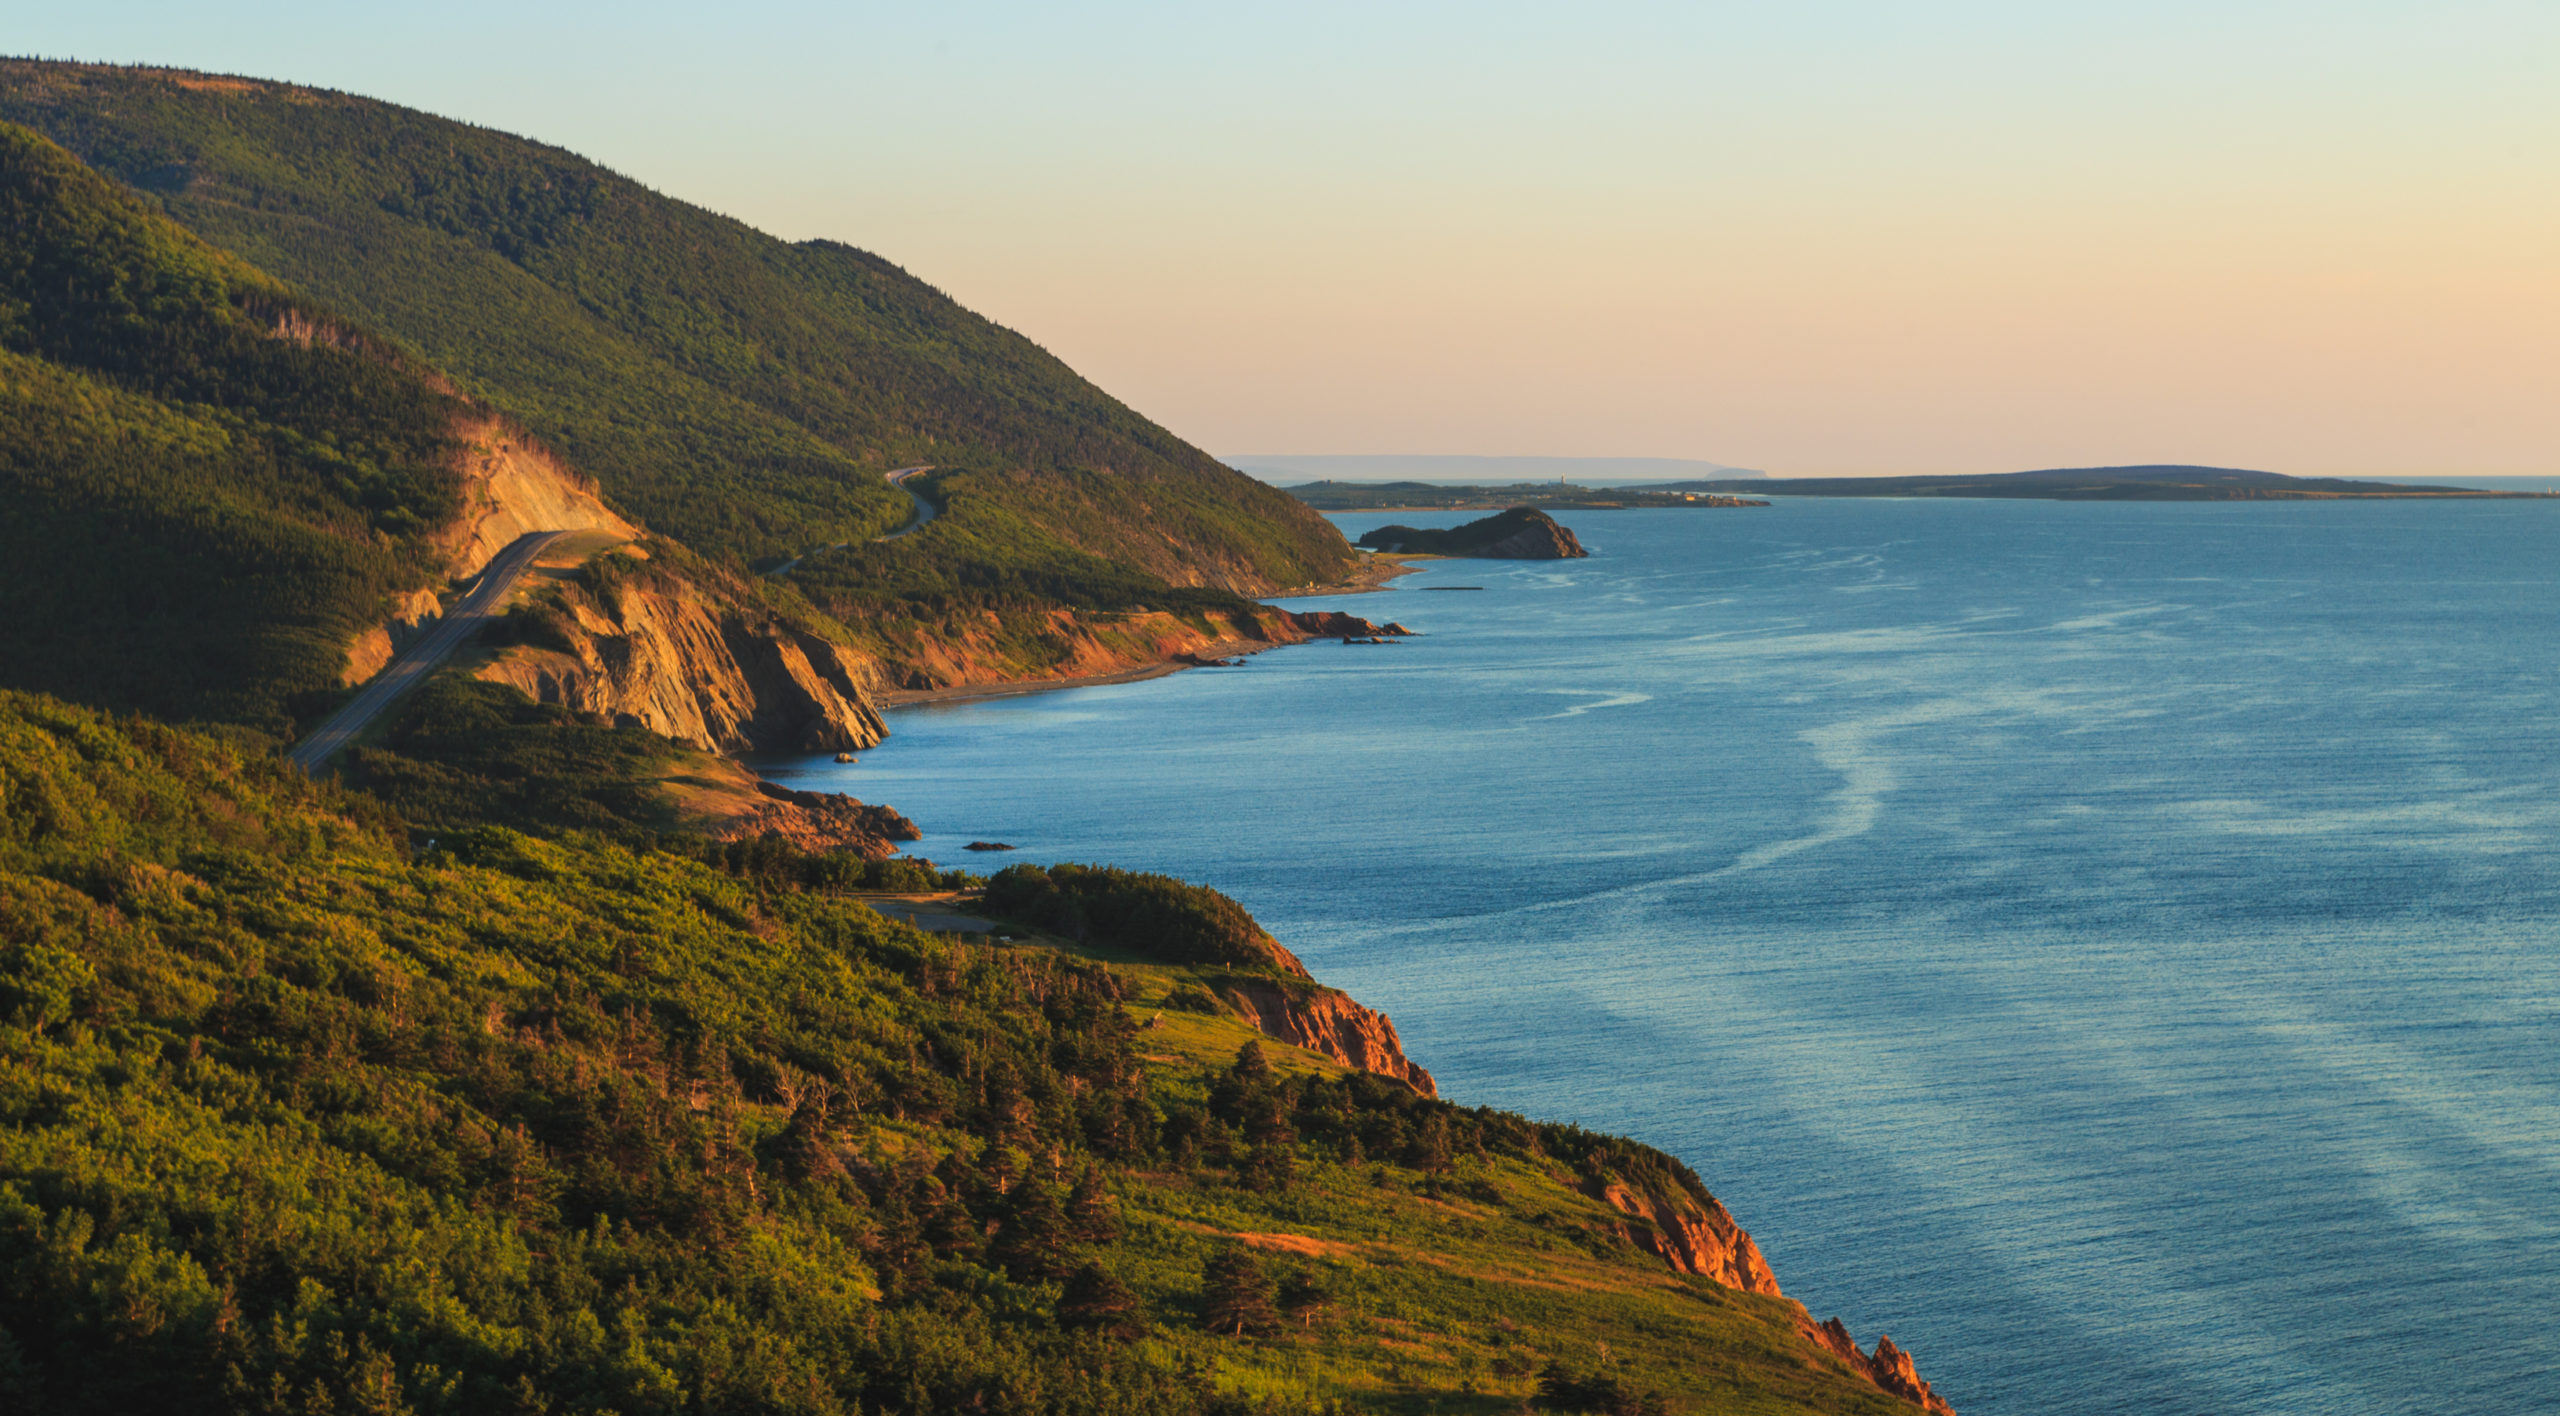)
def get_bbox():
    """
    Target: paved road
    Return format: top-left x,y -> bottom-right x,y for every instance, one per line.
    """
285,530 -> 570,775
765,468 -> 935,577
877,465 -> 937,540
